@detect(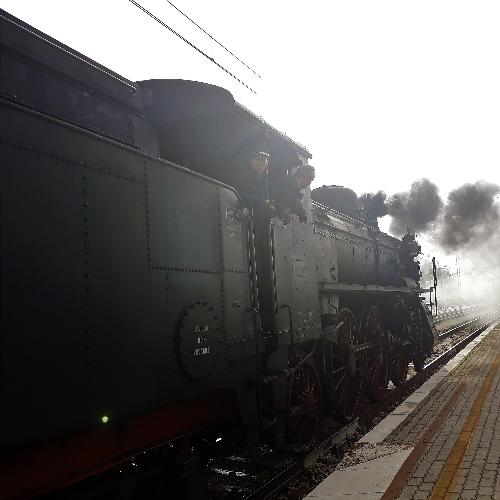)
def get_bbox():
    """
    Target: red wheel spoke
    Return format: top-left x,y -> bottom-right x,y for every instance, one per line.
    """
285,353 -> 321,448
334,372 -> 347,392
362,306 -> 389,401
328,308 -> 363,421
